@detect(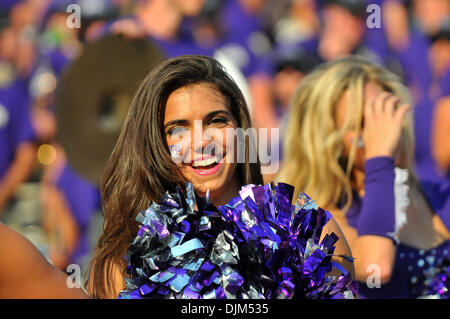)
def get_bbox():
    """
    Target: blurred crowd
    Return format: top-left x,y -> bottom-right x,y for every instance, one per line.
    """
0,0 -> 449,282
